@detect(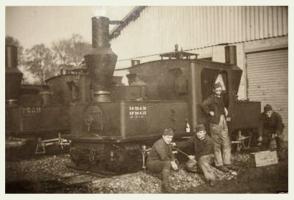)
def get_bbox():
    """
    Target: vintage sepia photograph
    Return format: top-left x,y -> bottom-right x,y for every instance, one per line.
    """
2,1 -> 292,198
